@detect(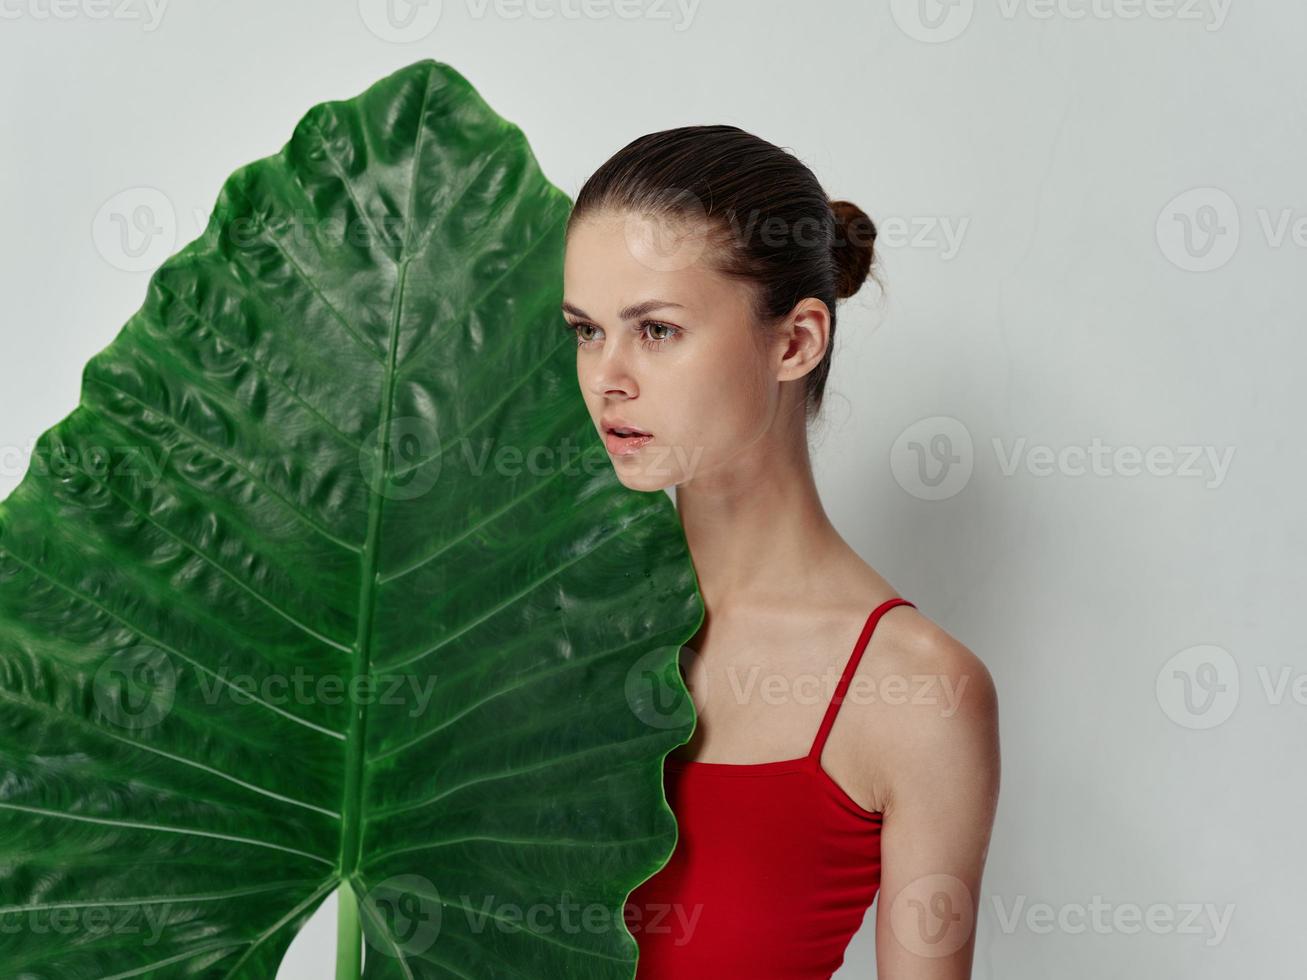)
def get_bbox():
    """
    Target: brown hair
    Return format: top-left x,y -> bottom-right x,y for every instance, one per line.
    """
566,124 -> 879,420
